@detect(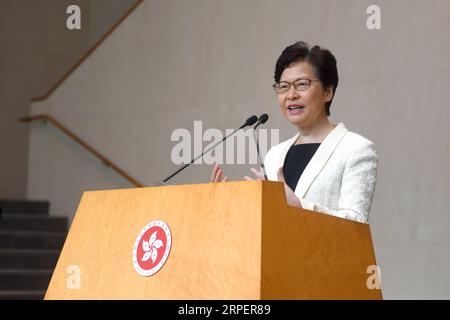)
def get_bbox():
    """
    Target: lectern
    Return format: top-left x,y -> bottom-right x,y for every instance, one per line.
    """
45,181 -> 382,299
